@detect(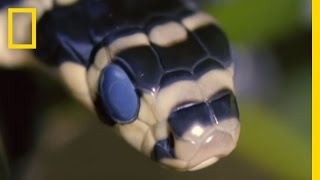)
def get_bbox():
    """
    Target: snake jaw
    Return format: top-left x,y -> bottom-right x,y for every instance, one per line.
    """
187,121 -> 240,170
155,117 -> 240,171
